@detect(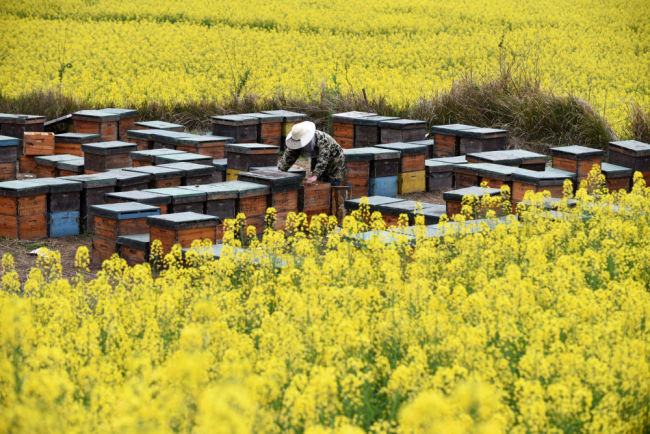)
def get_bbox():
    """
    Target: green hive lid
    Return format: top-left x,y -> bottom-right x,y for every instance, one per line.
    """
331,111 -> 378,122
131,148 -> 185,162
375,200 -> 422,214
228,180 -> 270,196
354,115 -> 400,126
25,177 -> 82,193
430,124 -> 476,135
468,150 -> 545,165
81,140 -> 137,155
0,135 -> 20,146
260,110 -> 307,121
363,147 -> 400,160
0,180 -> 49,196
473,163 -> 521,178
550,145 -> 604,159
106,169 -> 151,186
378,118 -> 426,128
210,114 -> 259,123
115,233 -> 150,250
600,163 -> 633,176
425,159 -> 457,170
60,173 -> 117,187
134,120 -> 184,130
102,108 -> 139,118
250,166 -> 306,177
443,186 -> 501,202
608,140 -> 650,156
158,162 -> 216,176
156,153 -> 212,164
34,154 -> 79,167
105,190 -> 171,205
0,114 -> 45,123
343,148 -> 375,161
55,132 -> 101,143
179,183 -> 238,199
143,187 -> 206,201
125,165 -> 184,179
177,135 -> 234,145
345,196 -> 404,210
149,130 -> 194,145
56,157 -> 85,171
375,142 -> 427,155
456,127 -> 508,138
246,112 -> 284,123
429,155 -> 467,164
512,167 -> 576,183
90,201 -> 160,220
146,212 -> 219,229
212,159 -> 228,171
225,143 -> 279,153
73,109 -> 120,121
237,169 -> 303,189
